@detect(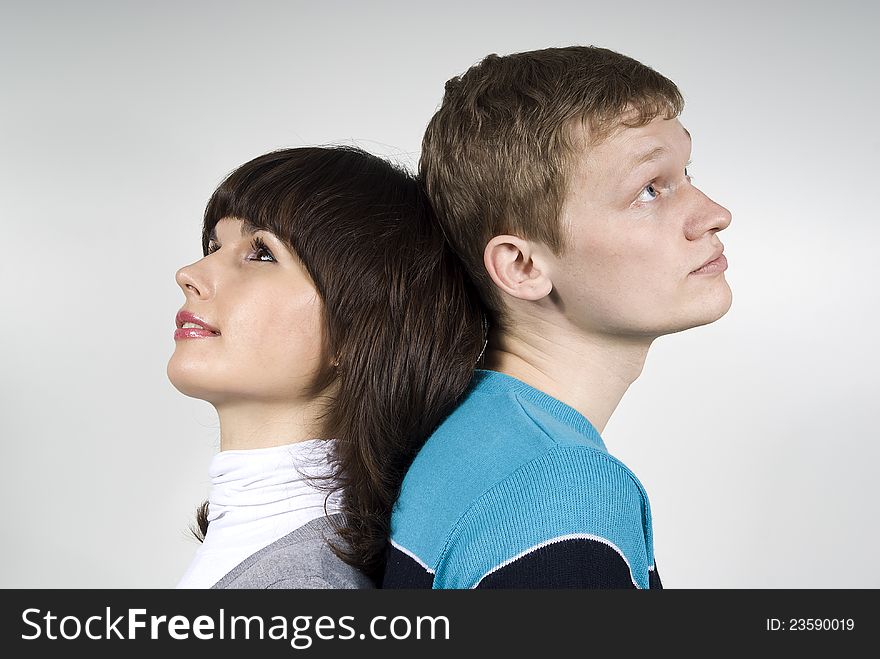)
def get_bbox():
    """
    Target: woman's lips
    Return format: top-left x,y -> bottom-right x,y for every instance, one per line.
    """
174,327 -> 221,340
690,254 -> 728,275
175,310 -> 221,339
